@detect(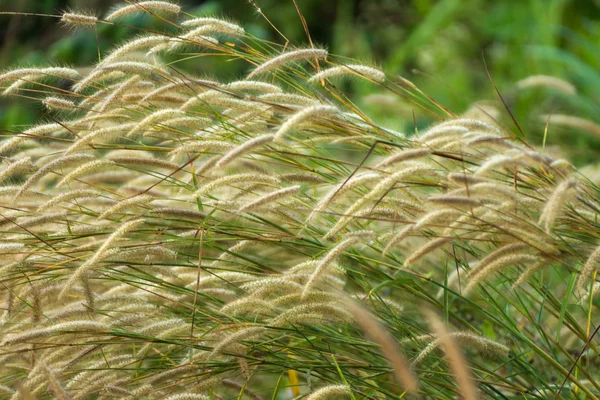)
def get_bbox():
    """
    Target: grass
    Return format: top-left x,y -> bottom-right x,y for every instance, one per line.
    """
0,1 -> 600,399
